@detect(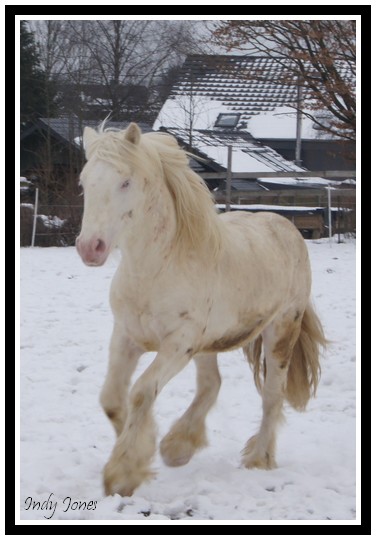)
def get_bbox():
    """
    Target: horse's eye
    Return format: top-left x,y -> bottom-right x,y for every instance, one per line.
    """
121,179 -> 130,190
